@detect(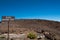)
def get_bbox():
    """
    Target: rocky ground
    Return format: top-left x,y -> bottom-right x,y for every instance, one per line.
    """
0,19 -> 60,40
